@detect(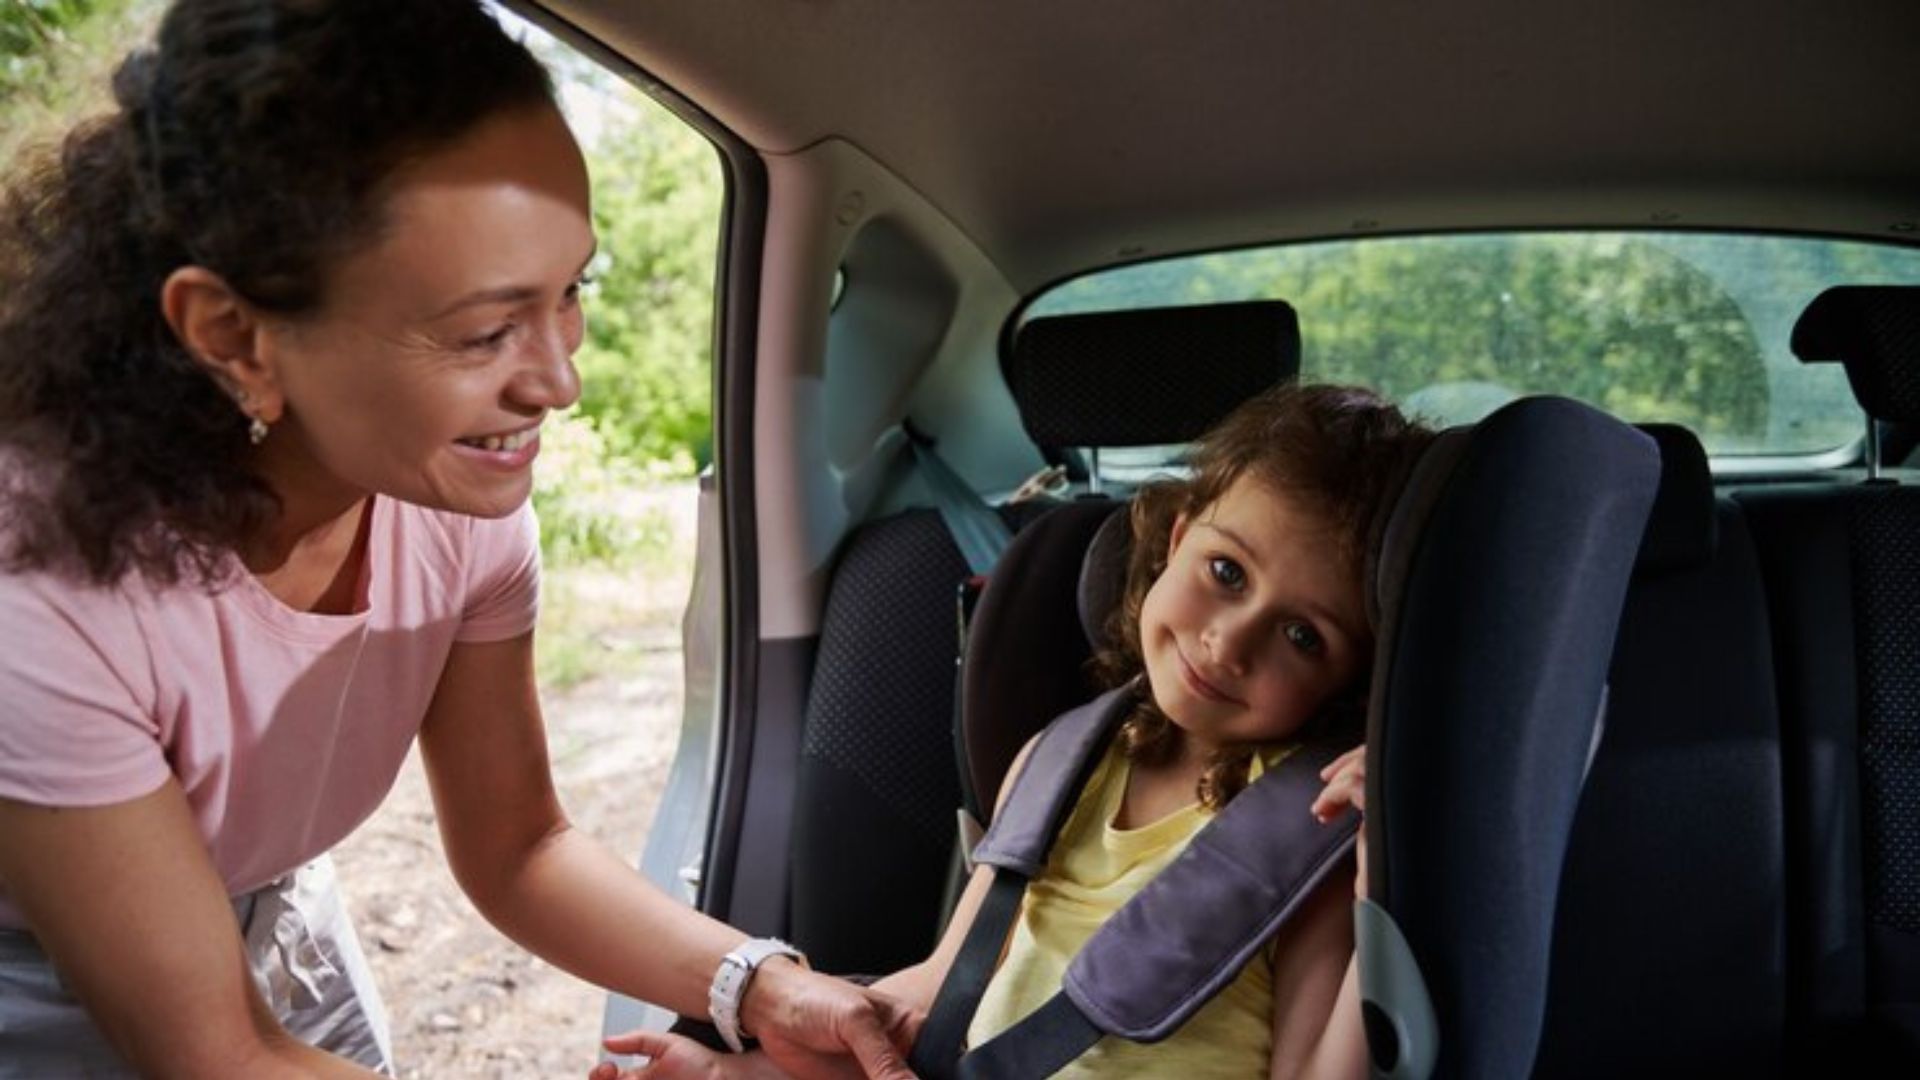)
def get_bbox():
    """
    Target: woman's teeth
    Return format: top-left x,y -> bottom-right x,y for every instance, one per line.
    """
459,428 -> 537,453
